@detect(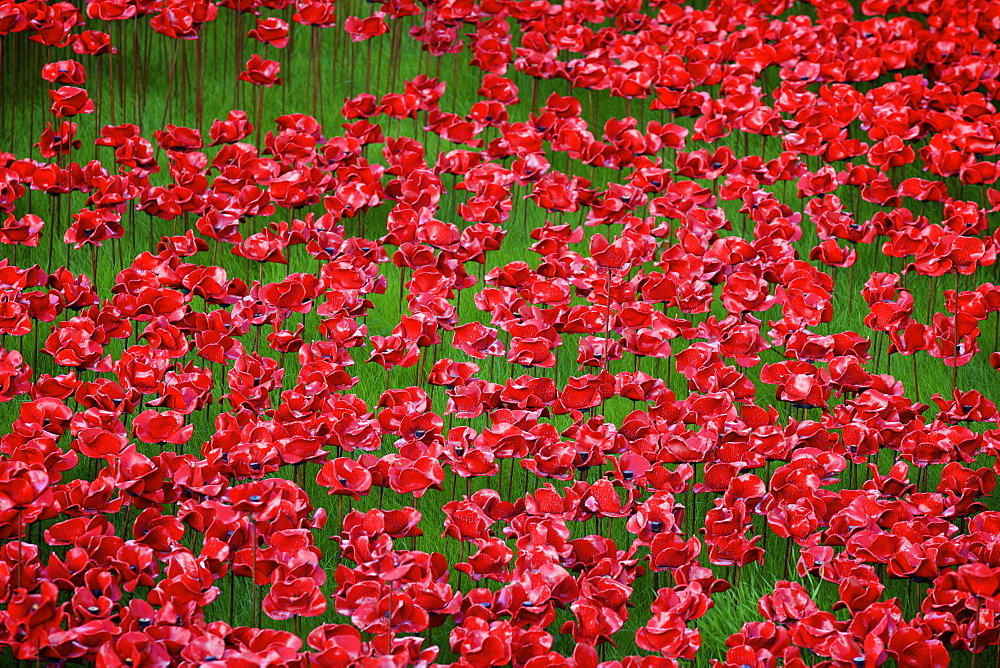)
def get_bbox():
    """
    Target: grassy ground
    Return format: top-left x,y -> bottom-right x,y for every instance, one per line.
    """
1,2 -> 998,664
